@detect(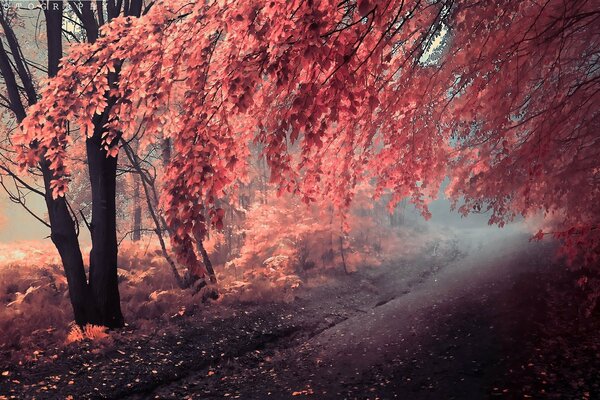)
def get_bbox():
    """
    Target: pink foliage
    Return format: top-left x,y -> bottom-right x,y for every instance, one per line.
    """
12,0 -> 599,270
